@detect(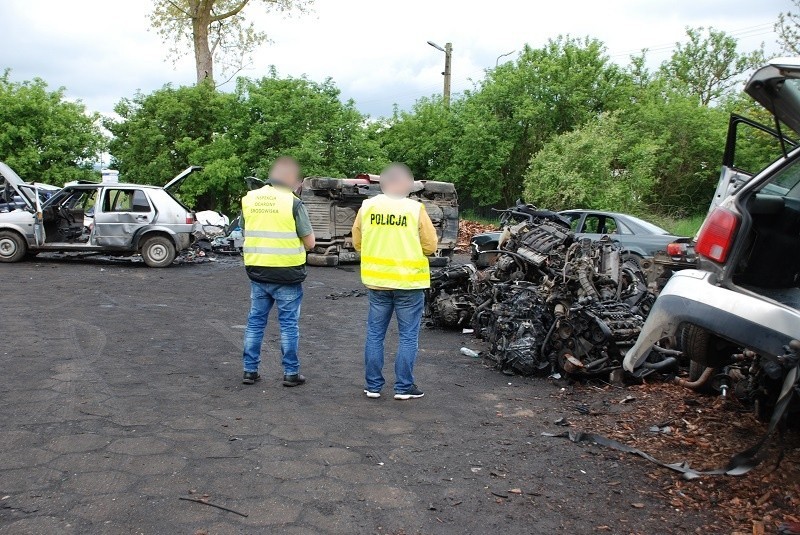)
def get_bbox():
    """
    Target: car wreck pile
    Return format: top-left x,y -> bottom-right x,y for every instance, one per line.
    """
426,206 -> 672,379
